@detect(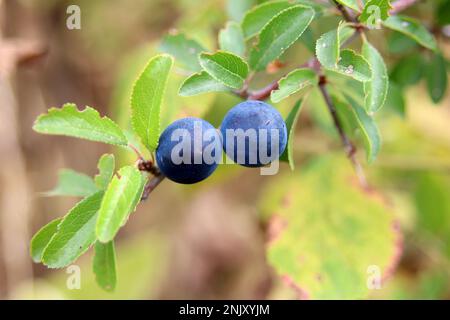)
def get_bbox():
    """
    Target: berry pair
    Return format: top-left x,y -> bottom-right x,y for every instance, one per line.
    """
156,101 -> 287,184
